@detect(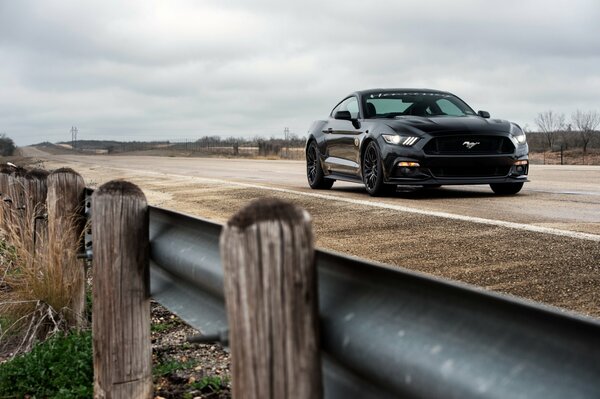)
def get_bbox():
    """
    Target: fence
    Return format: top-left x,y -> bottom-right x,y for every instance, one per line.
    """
0,165 -> 87,331
75,139 -> 307,160
3,166 -> 600,398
